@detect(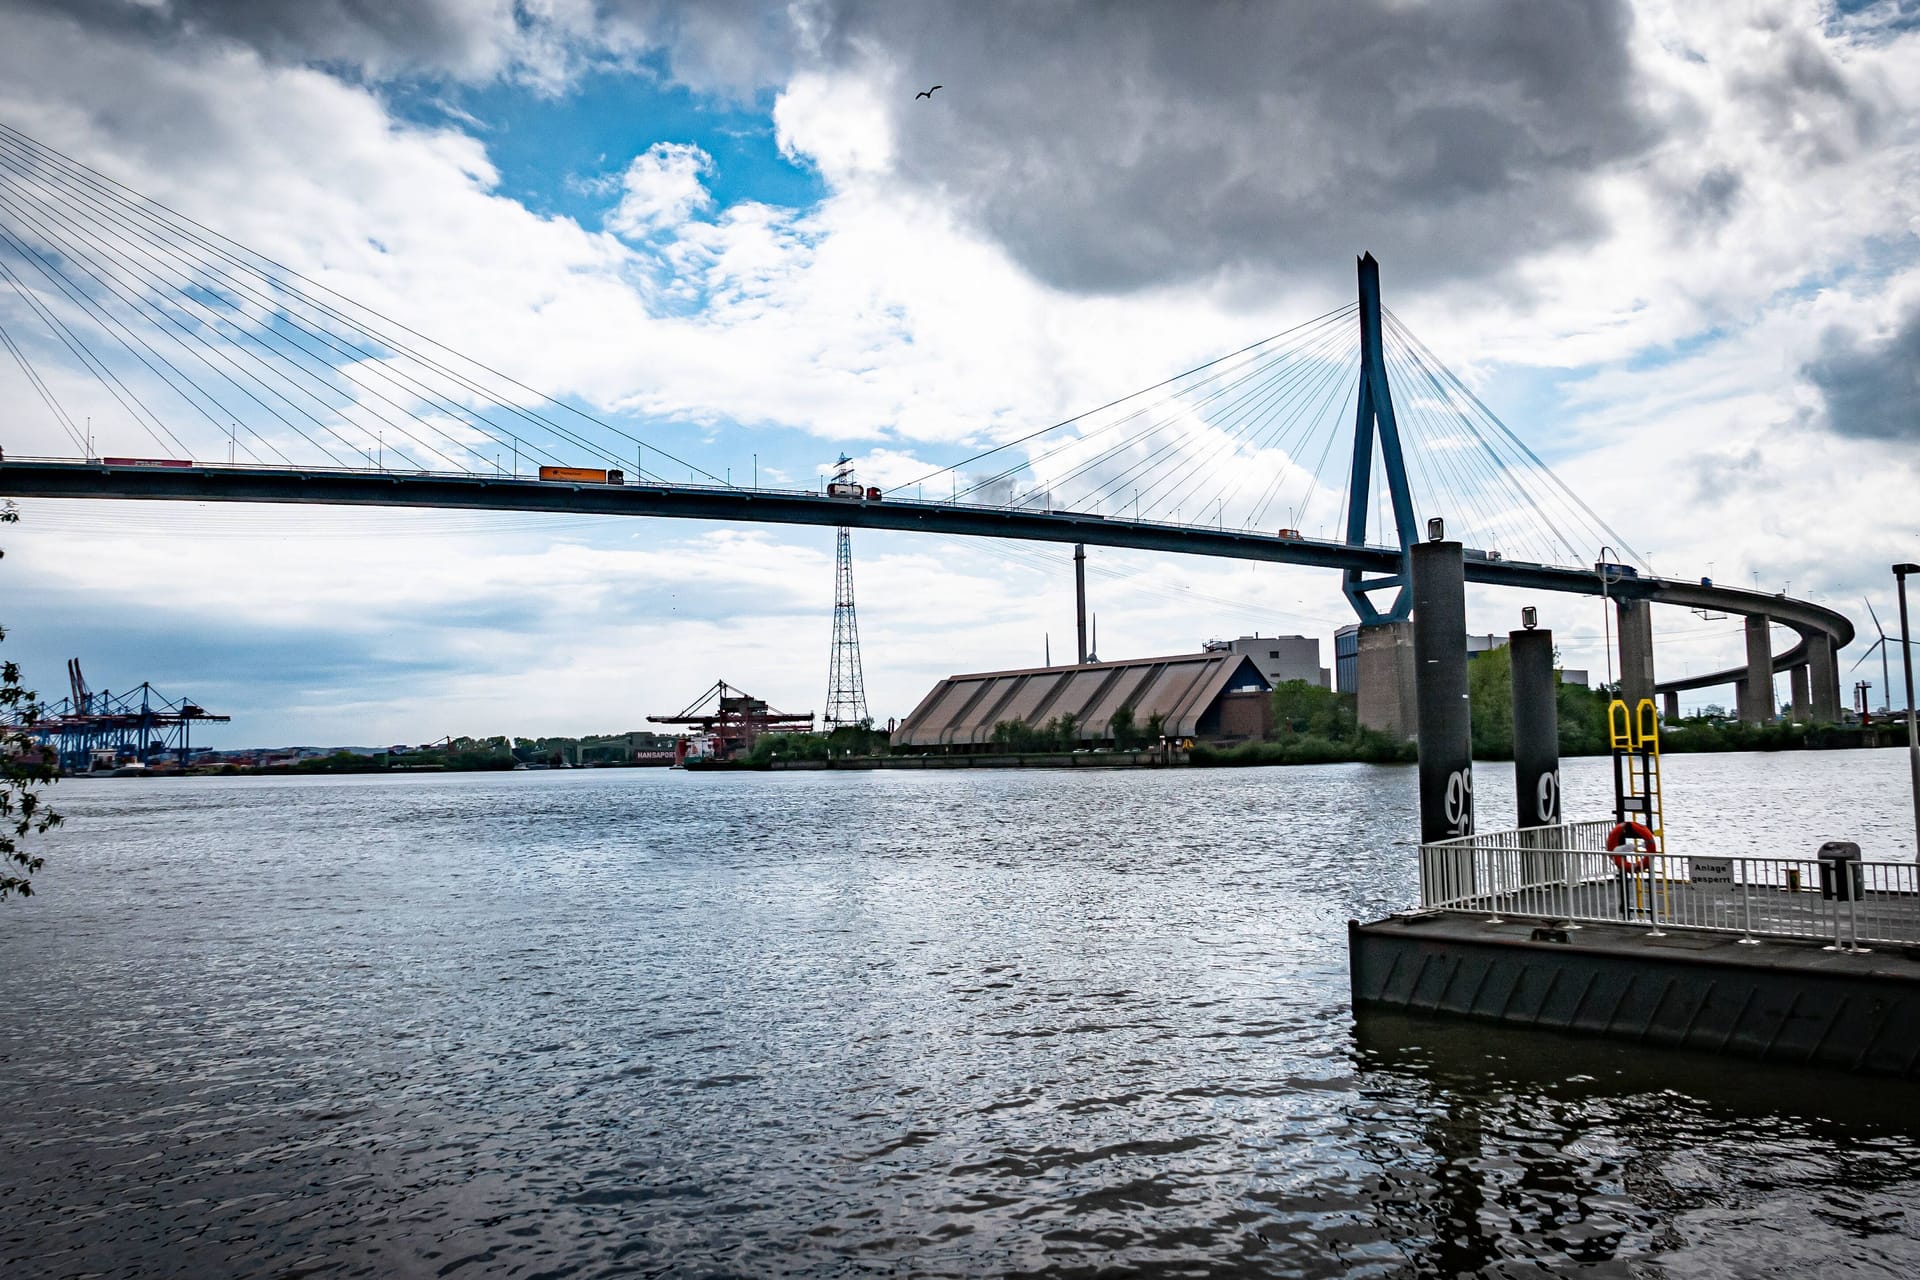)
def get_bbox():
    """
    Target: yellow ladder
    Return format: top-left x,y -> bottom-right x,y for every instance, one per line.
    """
1607,698 -> 1665,852
1608,698 -> 1668,915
